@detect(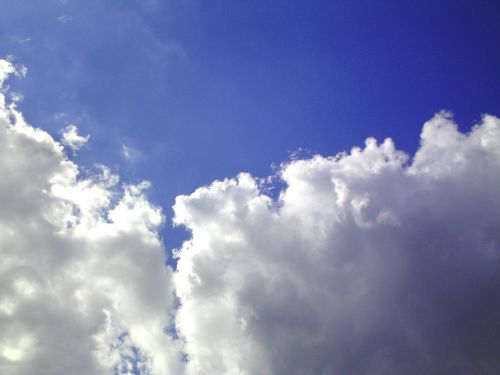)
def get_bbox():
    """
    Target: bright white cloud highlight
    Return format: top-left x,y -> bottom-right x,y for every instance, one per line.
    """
0,60 -> 15,85
0,60 -> 182,374
174,112 -> 500,374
